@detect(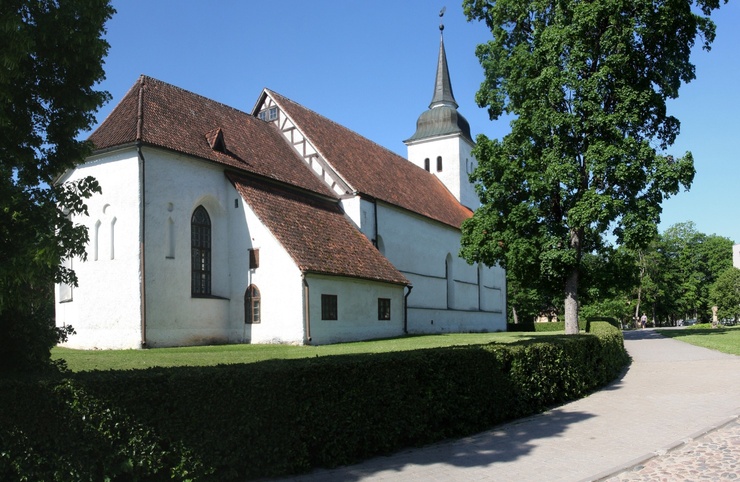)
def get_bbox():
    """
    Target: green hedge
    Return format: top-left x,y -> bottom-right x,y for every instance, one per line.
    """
507,319 -> 591,332
0,323 -> 628,481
